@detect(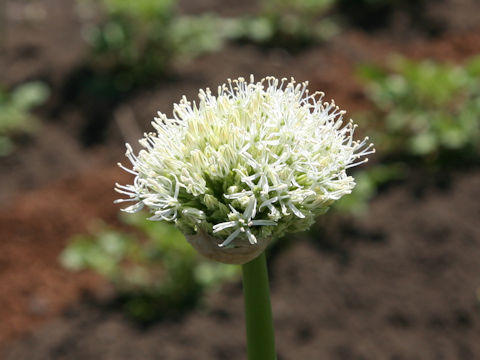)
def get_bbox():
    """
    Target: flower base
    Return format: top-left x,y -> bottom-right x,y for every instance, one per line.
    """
186,231 -> 269,265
